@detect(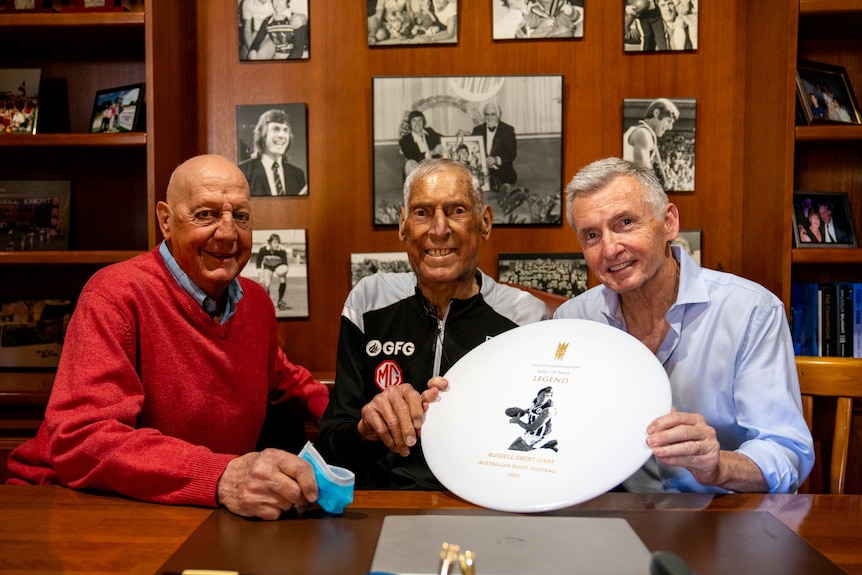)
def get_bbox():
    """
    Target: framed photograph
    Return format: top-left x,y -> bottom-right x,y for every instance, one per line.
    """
239,229 -> 309,318
796,60 -> 862,125
624,0 -> 698,52
0,299 -> 73,369
622,97 -> 696,192
440,134 -> 491,191
236,103 -> 308,197
0,68 -> 41,135
492,0 -> 583,40
239,0 -> 309,60
89,83 -> 145,133
672,228 -> 702,265
498,252 -> 587,298
0,180 -> 71,251
792,191 -> 856,248
350,252 -> 411,286
3,0 -> 50,11
373,75 -> 563,225
59,0 -> 125,11
368,0 -> 458,46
